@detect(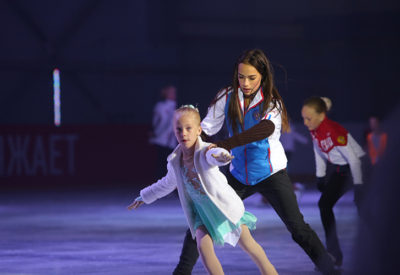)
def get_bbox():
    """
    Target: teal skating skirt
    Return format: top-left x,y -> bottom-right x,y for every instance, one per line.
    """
182,167 -> 257,246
